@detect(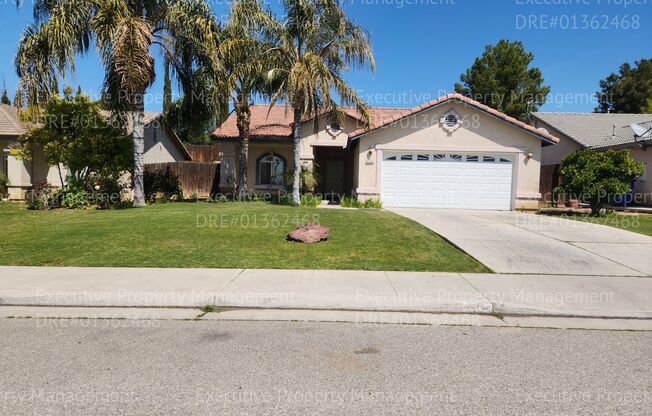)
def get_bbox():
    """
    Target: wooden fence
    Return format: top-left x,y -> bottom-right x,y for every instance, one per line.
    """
145,162 -> 220,199
186,144 -> 221,163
